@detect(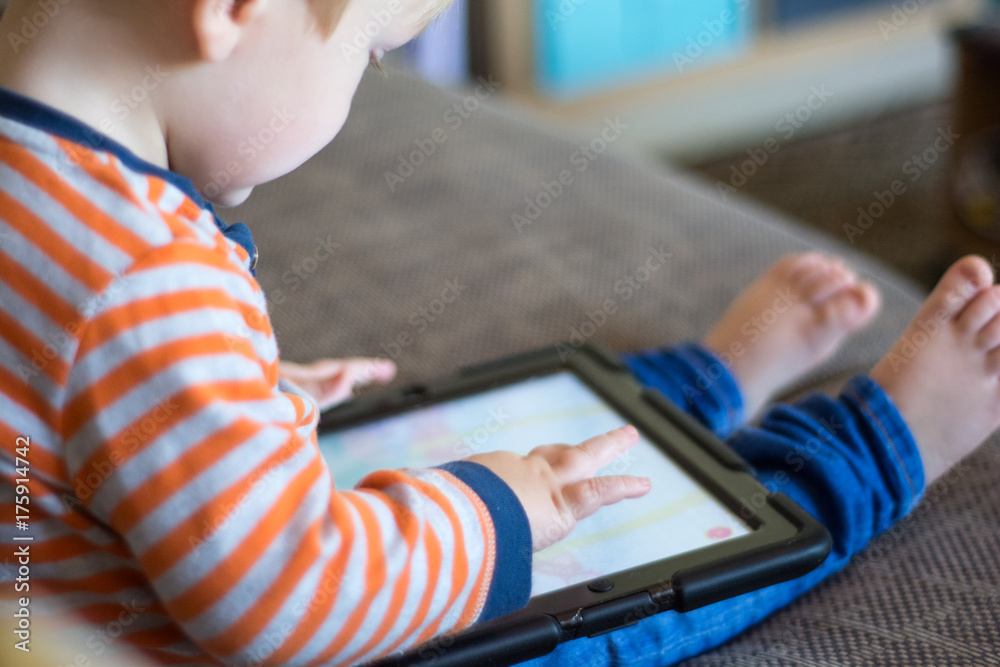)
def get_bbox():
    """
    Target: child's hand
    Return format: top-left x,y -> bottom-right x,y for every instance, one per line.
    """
466,426 -> 651,552
279,357 -> 396,410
